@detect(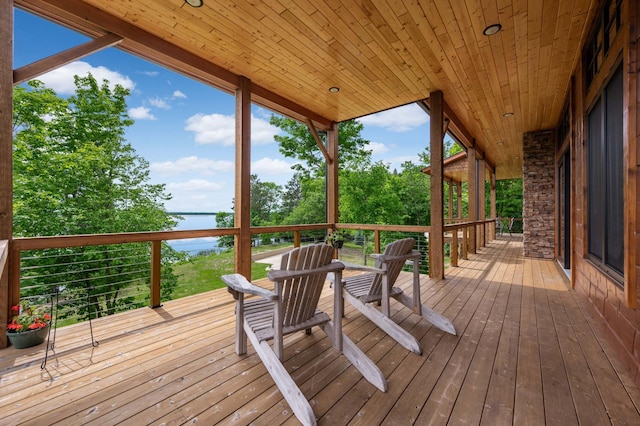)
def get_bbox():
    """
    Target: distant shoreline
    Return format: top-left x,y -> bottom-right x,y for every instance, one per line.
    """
167,212 -> 222,216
